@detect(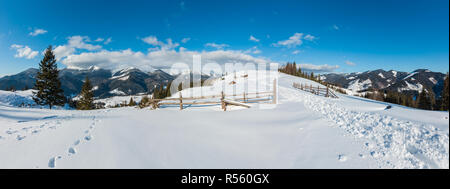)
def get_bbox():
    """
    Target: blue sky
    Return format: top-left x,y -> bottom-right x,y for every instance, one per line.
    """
0,0 -> 448,76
